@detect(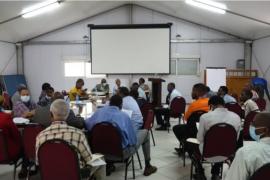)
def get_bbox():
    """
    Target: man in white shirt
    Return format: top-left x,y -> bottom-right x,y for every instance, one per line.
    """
112,79 -> 121,95
240,89 -> 260,117
155,83 -> 182,130
217,86 -> 236,104
195,96 -> 241,180
225,112 -> 270,180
